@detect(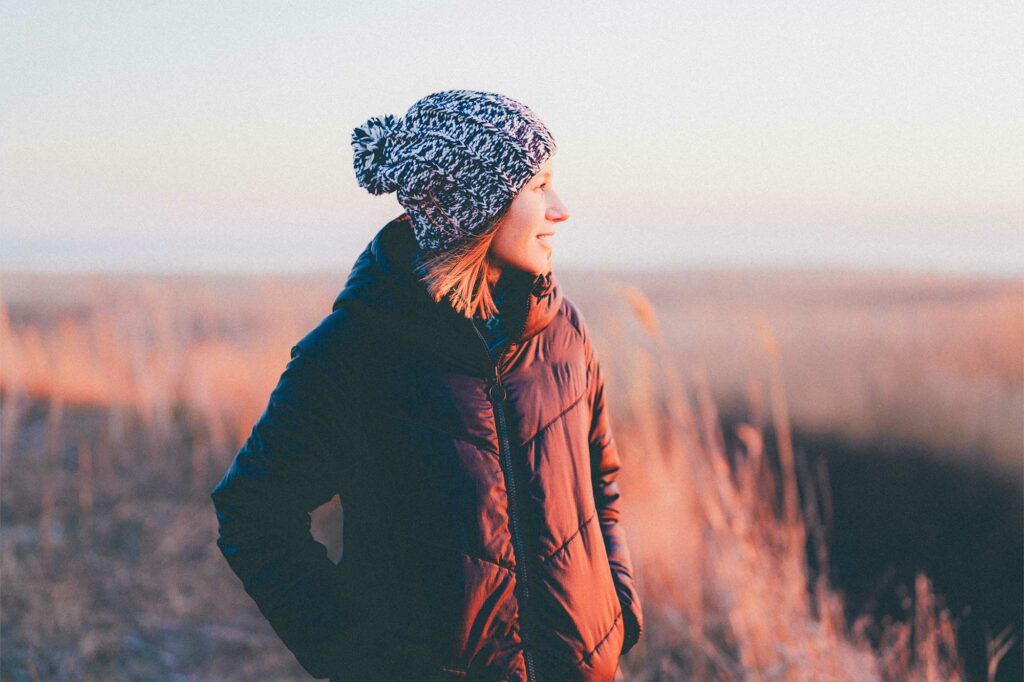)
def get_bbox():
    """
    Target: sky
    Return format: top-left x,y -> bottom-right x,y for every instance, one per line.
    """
2,1 -> 1022,276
